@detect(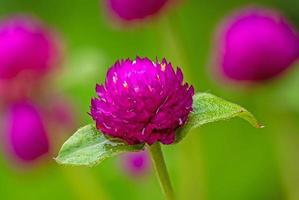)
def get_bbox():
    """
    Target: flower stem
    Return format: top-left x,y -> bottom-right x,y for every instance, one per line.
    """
149,142 -> 175,200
